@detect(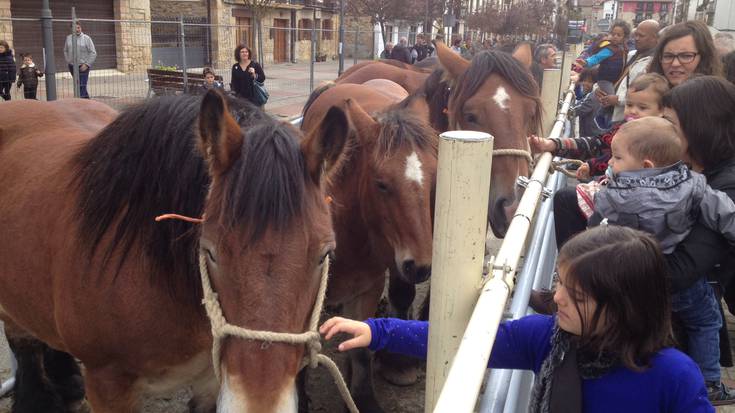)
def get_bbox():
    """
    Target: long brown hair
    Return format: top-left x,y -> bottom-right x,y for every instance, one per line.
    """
648,20 -> 722,80
558,226 -> 672,371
